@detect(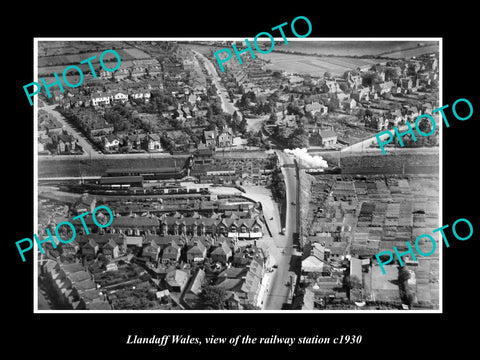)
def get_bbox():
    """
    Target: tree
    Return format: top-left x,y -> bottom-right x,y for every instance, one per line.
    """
344,275 -> 362,289
232,110 -> 240,122
362,71 -> 381,87
398,266 -> 416,307
342,69 -> 360,79
288,126 -> 309,149
328,96 -> 340,112
418,117 -> 433,134
339,82 -> 349,92
270,166 -> 286,200
385,67 -> 399,81
287,102 -> 302,116
398,266 -> 411,283
268,111 -> 278,124
247,131 -> 263,147
198,285 -> 227,310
